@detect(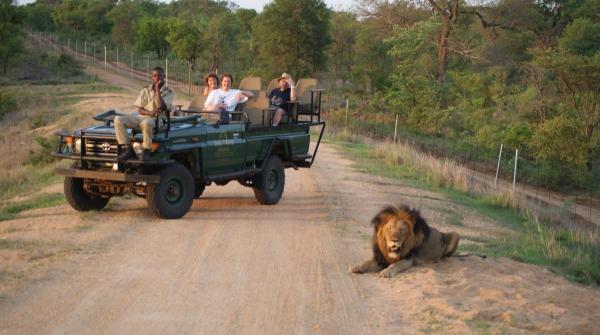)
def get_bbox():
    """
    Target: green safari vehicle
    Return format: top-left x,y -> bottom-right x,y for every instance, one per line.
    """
52,93 -> 325,219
